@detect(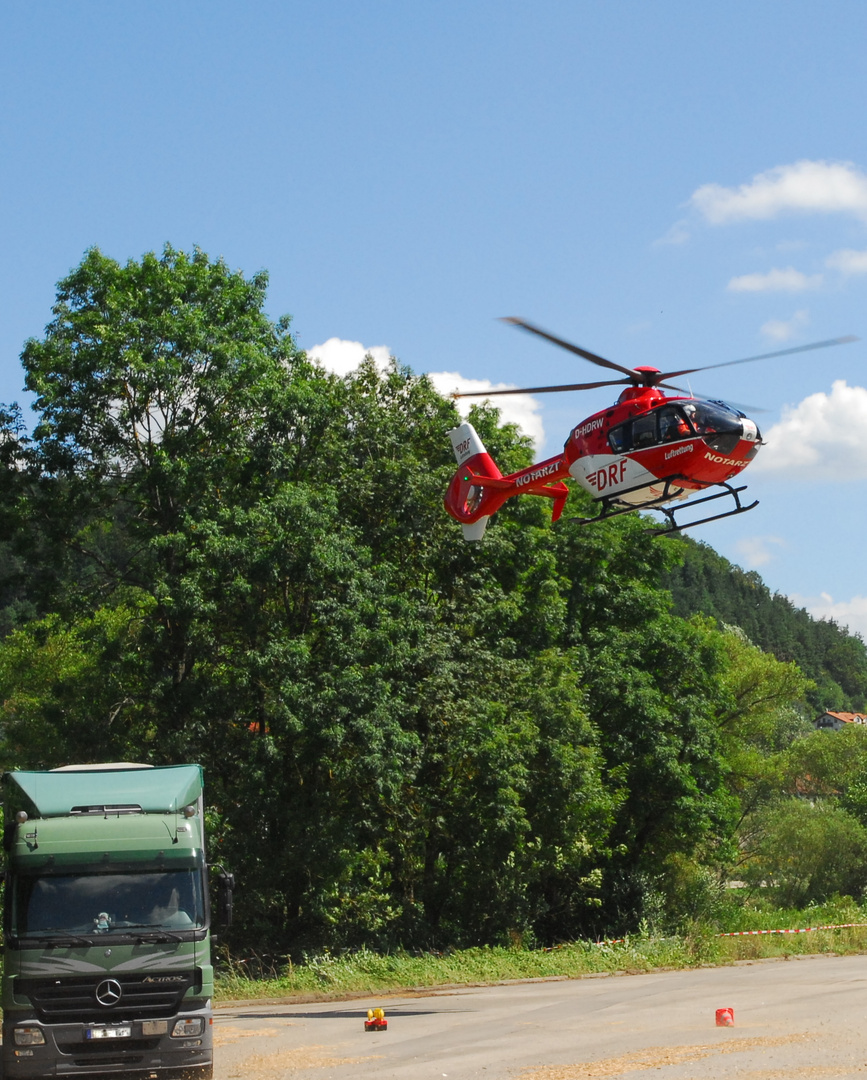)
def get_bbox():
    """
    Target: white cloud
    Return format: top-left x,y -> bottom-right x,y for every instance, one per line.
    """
307,337 -> 392,377
760,309 -> 809,342
734,535 -> 786,568
654,219 -> 691,246
727,267 -> 822,293
306,340 -> 545,447
826,248 -> 867,275
428,372 -> 545,448
691,160 -> 867,224
754,380 -> 867,479
789,591 -> 867,640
